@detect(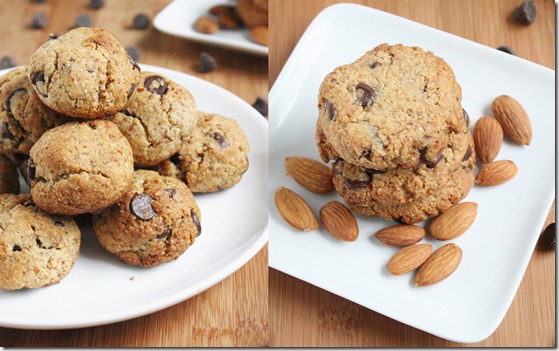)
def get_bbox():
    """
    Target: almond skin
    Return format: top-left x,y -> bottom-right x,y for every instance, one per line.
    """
274,187 -> 319,232
491,95 -> 532,145
387,244 -> 433,275
429,202 -> 478,241
474,116 -> 503,163
415,243 -> 462,287
476,160 -> 518,186
319,201 -> 358,241
285,156 -> 333,194
375,224 -> 425,247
